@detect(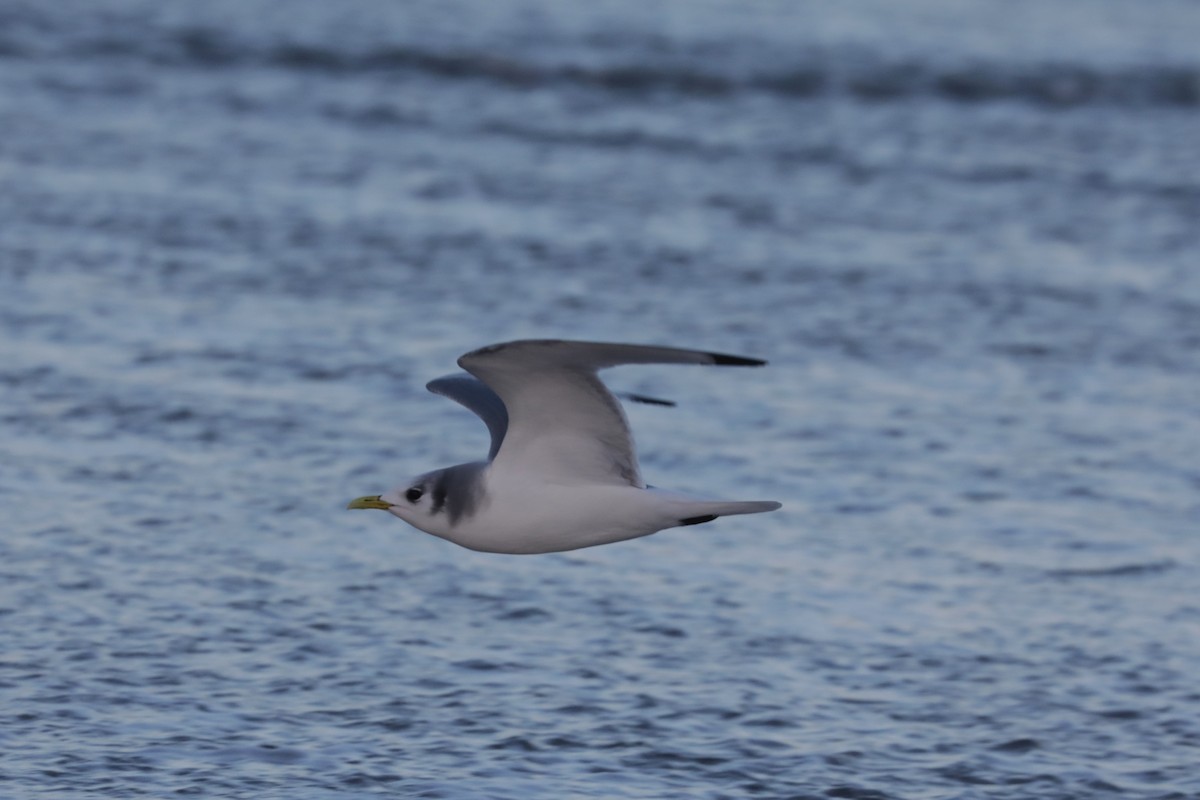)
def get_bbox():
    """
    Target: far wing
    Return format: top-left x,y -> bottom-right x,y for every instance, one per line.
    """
457,339 -> 765,487
427,374 -> 509,460
427,372 -> 676,461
